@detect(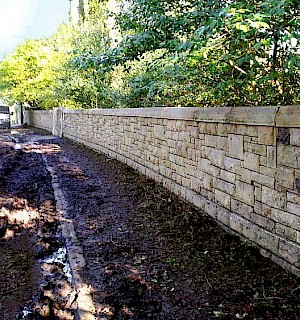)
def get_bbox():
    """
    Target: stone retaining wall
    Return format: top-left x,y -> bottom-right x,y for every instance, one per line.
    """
27,110 -> 53,132
27,106 -> 300,276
